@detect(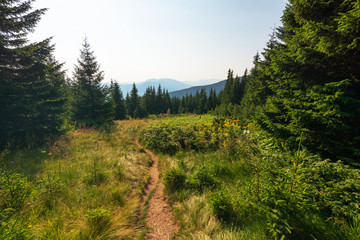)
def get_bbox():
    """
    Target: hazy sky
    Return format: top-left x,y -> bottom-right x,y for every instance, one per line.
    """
29,0 -> 287,84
